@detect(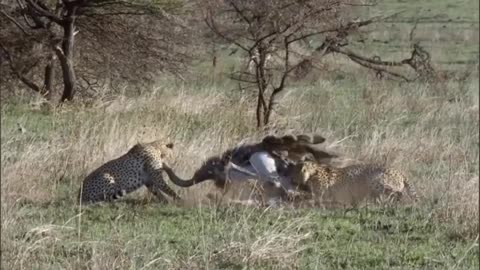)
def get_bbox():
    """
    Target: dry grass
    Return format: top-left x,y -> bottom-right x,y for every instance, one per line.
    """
2,1 -> 479,267
1,72 -> 479,268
